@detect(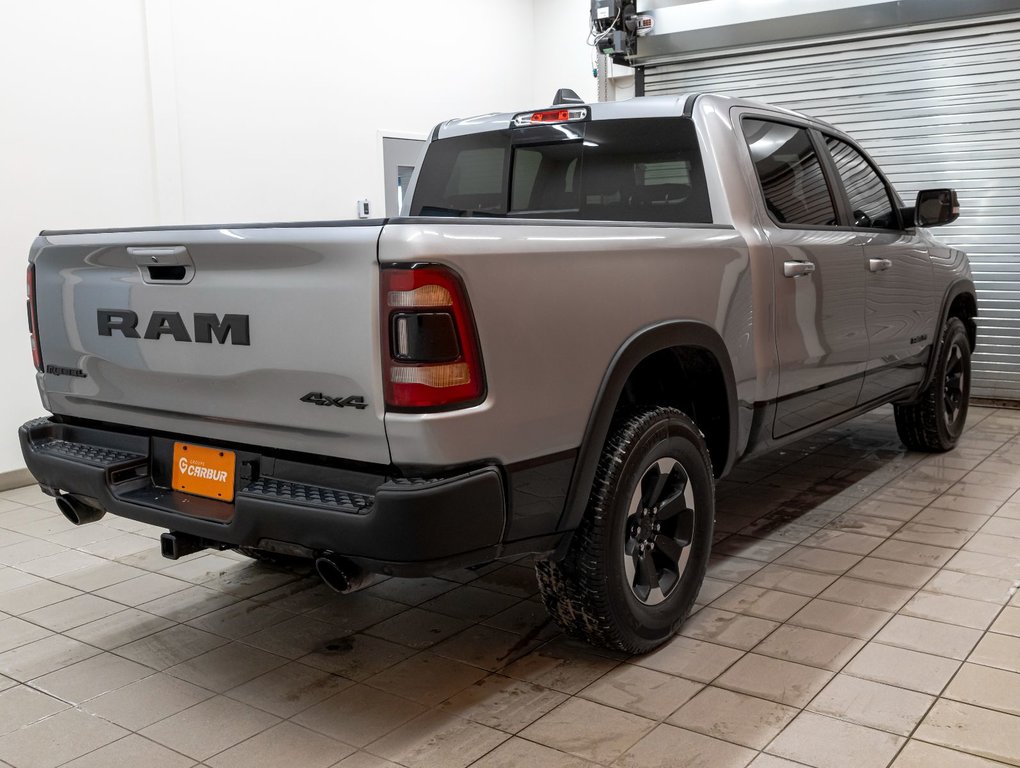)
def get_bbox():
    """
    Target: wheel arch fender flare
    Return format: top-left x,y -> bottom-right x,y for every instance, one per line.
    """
556,320 -> 738,536
916,278 -> 977,396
